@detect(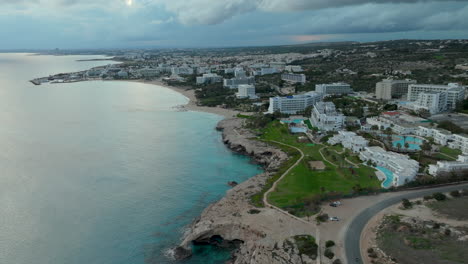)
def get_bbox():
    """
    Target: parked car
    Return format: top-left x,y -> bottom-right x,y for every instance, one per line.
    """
329,216 -> 340,221
329,201 -> 342,207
